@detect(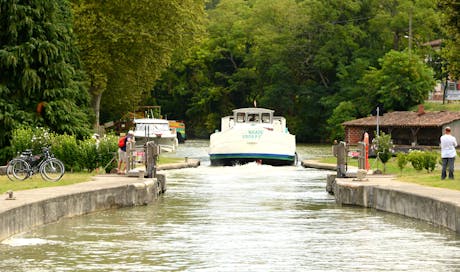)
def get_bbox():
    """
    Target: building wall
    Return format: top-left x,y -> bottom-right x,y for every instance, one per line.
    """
443,120 -> 460,144
345,124 -> 458,147
345,126 -> 365,144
